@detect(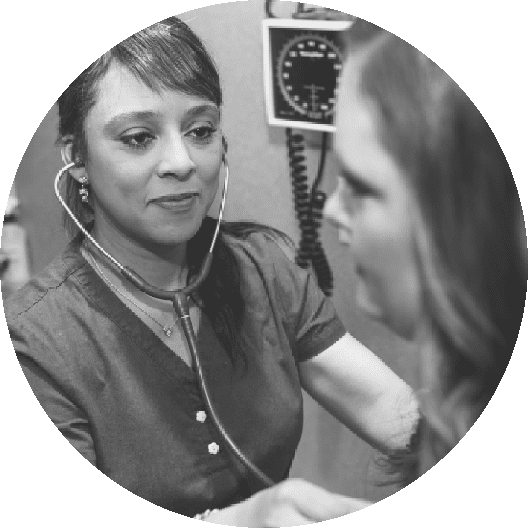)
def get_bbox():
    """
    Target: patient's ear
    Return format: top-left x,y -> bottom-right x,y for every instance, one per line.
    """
60,136 -> 87,182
